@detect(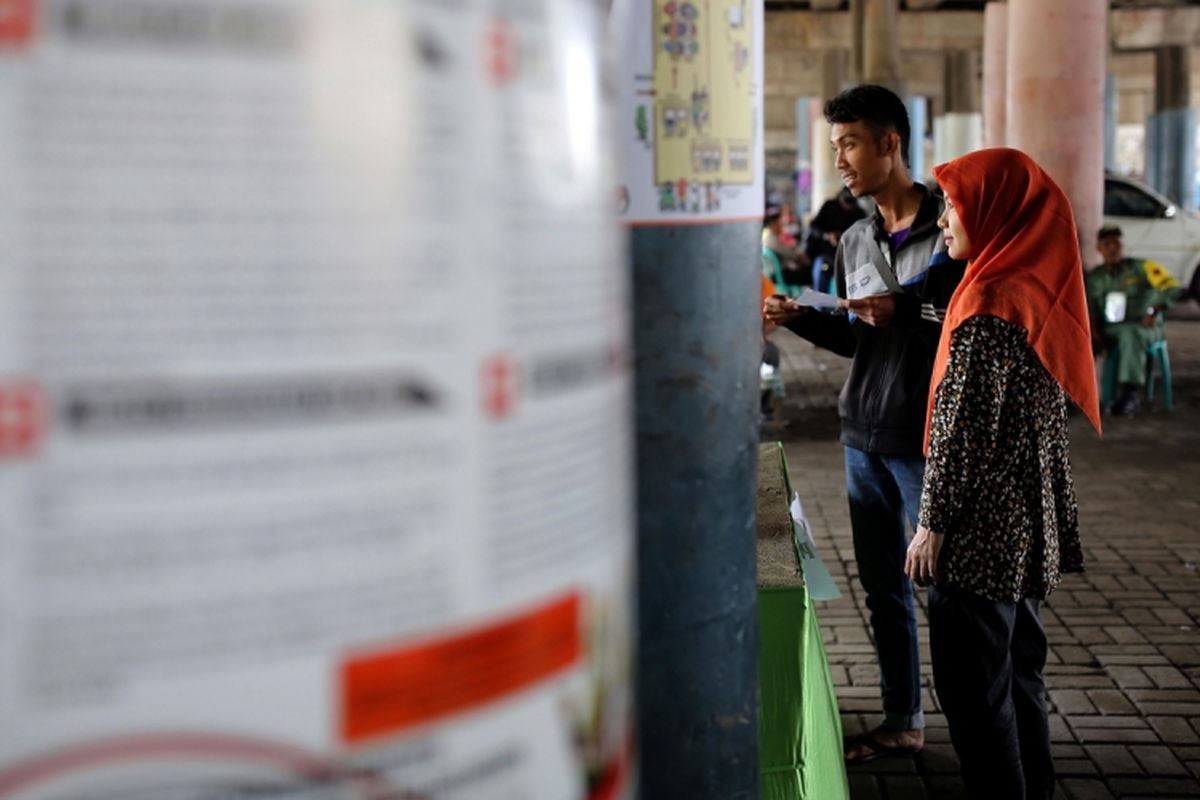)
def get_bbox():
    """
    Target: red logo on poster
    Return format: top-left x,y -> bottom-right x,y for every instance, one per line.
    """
486,19 -> 515,85
0,382 -> 44,457
481,355 -> 517,419
0,0 -> 35,45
